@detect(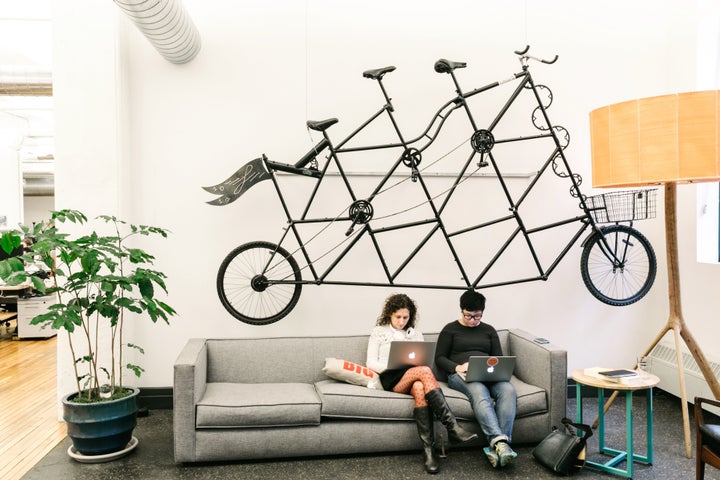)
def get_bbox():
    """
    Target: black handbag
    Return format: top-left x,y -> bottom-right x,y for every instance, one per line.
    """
532,417 -> 593,475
